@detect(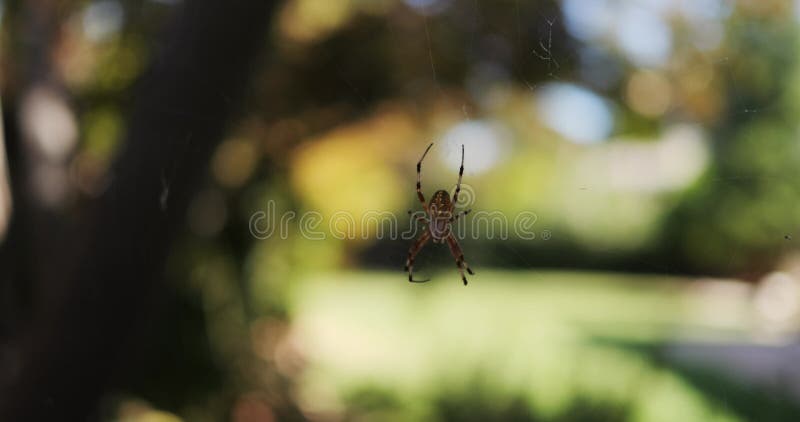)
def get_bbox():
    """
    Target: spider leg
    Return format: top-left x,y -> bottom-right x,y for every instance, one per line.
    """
405,231 -> 431,283
407,211 -> 430,239
416,143 -> 434,213
452,144 -> 465,206
446,233 -> 474,285
408,210 -> 430,225
449,209 -> 471,222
